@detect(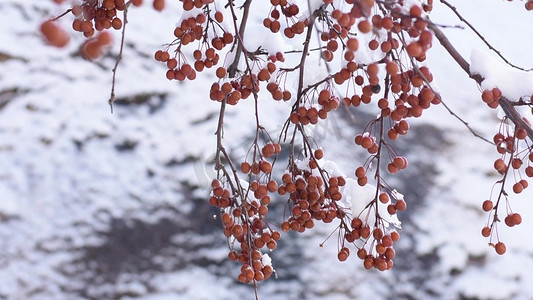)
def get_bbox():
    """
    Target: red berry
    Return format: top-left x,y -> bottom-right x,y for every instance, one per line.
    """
395,199 -> 407,211
153,0 -> 165,11
511,213 -> 522,226
409,5 -> 422,17
495,242 -> 506,255
481,226 -> 491,237
513,182 -> 524,194
40,21 -> 70,48
482,200 -> 493,212
337,250 -> 349,261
